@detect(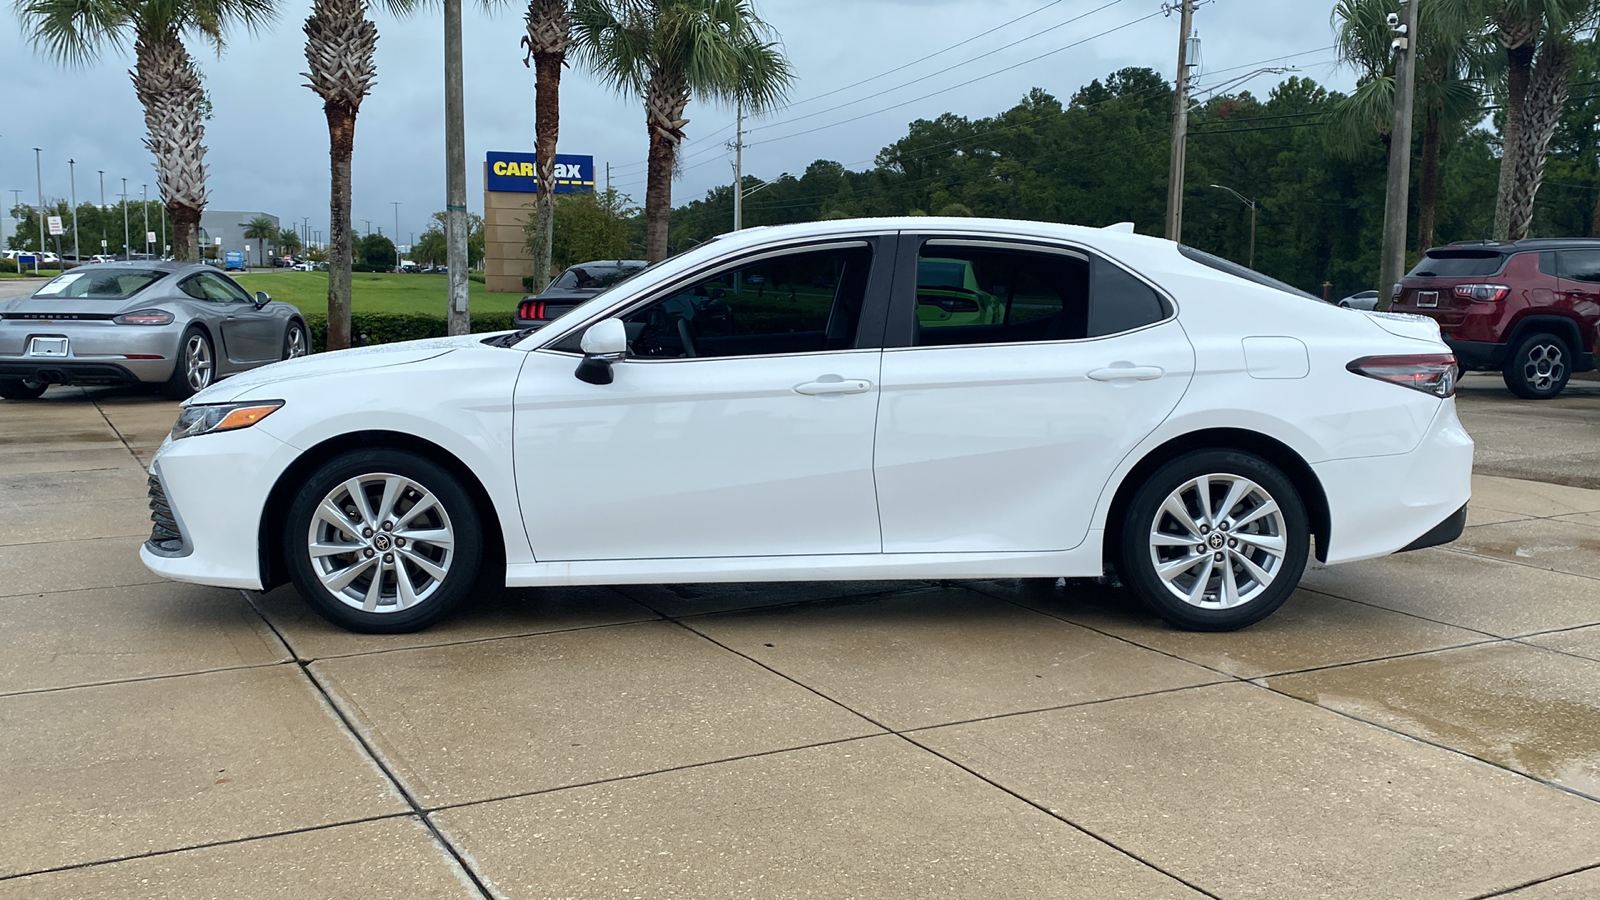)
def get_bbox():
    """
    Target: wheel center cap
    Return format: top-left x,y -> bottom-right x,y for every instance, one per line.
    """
373,533 -> 392,552
1208,533 -> 1226,550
